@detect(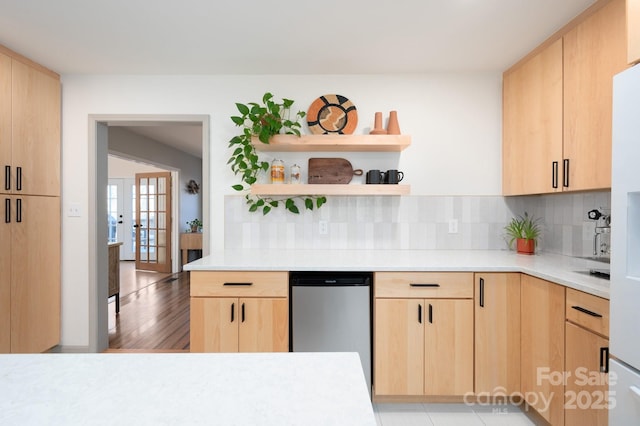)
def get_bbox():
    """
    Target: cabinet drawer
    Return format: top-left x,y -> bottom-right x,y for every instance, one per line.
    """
190,271 -> 288,297
566,288 -> 609,338
374,272 -> 473,298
